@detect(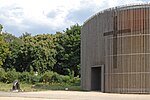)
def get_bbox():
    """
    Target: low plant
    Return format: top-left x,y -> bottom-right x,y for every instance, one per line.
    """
5,69 -> 19,83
